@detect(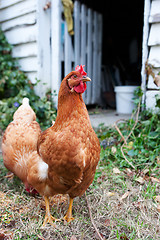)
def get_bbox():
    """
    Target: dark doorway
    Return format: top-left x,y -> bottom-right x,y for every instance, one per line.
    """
80,0 -> 144,107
